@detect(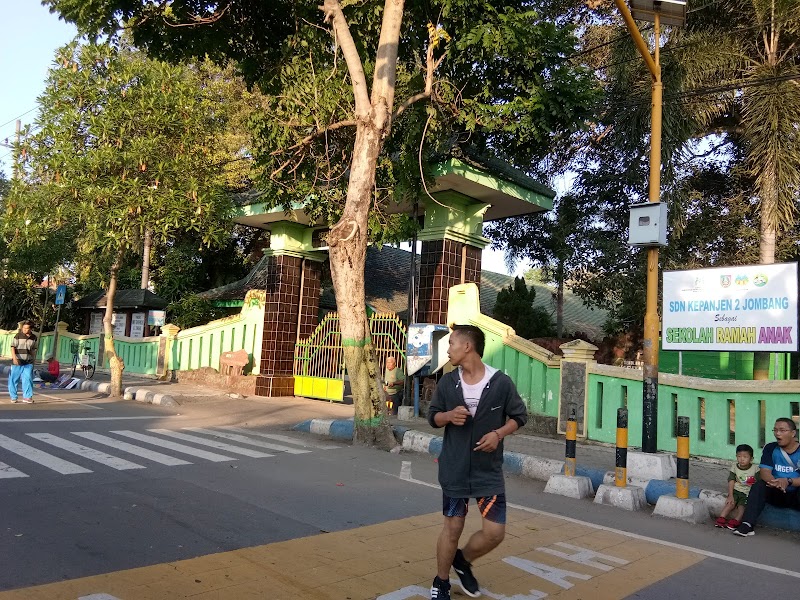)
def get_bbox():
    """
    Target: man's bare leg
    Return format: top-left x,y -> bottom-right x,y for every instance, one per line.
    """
461,518 -> 505,563
437,516 -> 465,579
